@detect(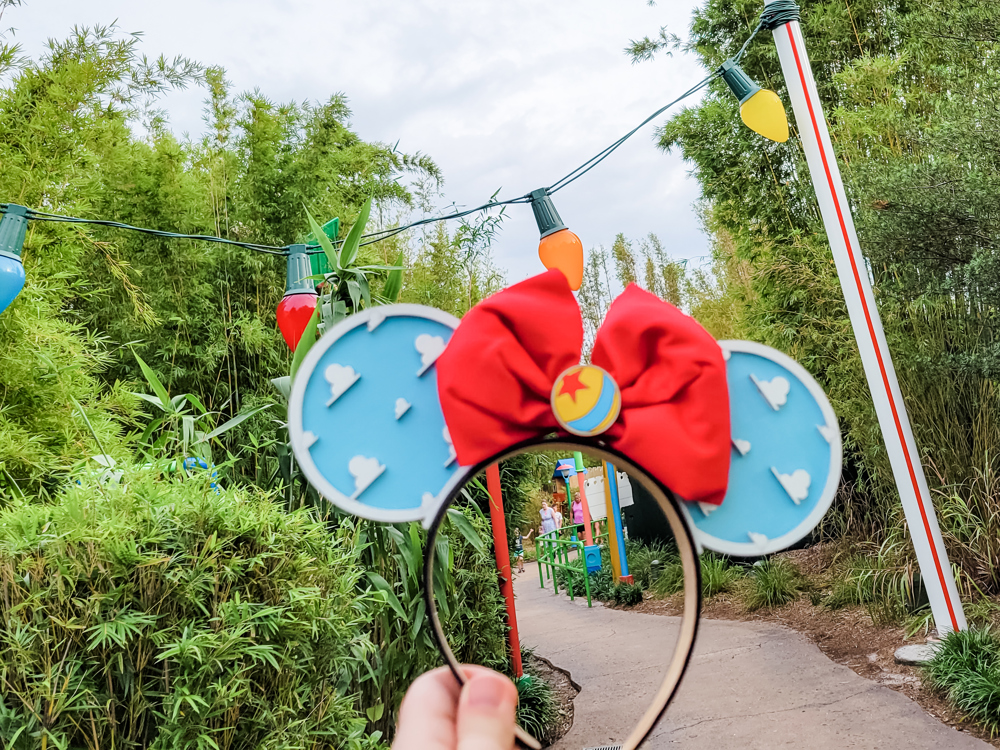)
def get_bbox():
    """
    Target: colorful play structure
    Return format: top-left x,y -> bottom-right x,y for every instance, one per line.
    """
536,456 -> 637,606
